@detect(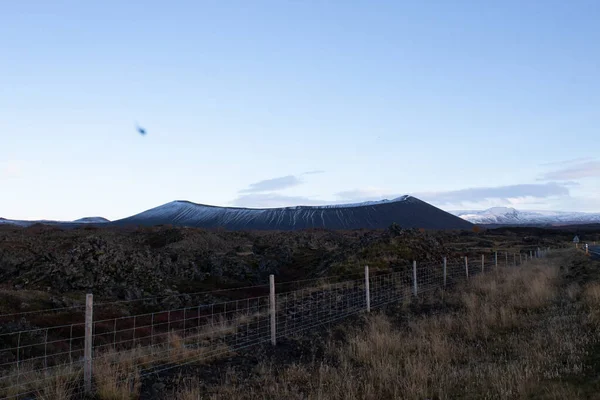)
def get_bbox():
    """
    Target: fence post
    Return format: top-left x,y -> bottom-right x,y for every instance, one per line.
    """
505,252 -> 508,267
586,244 -> 589,255
529,250 -> 533,260
519,253 -> 522,265
269,275 -> 276,346
465,256 -> 469,279
412,261 -> 418,296
443,257 -> 447,287
481,254 -> 485,273
365,266 -> 371,312
84,293 -> 93,394
495,251 -> 498,268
